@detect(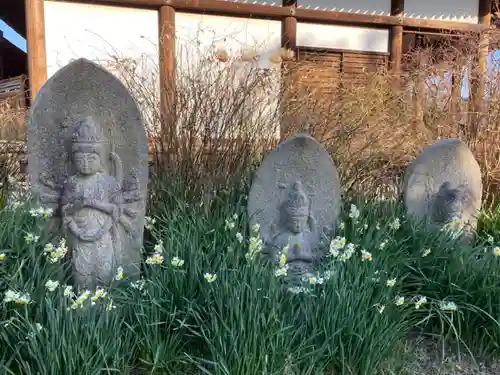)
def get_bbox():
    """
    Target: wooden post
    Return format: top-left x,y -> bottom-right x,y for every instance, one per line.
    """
25,0 -> 47,102
158,5 -> 176,161
473,0 -> 491,115
390,0 -> 404,75
0,31 -> 4,79
159,6 -> 176,117
280,1 -> 297,139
